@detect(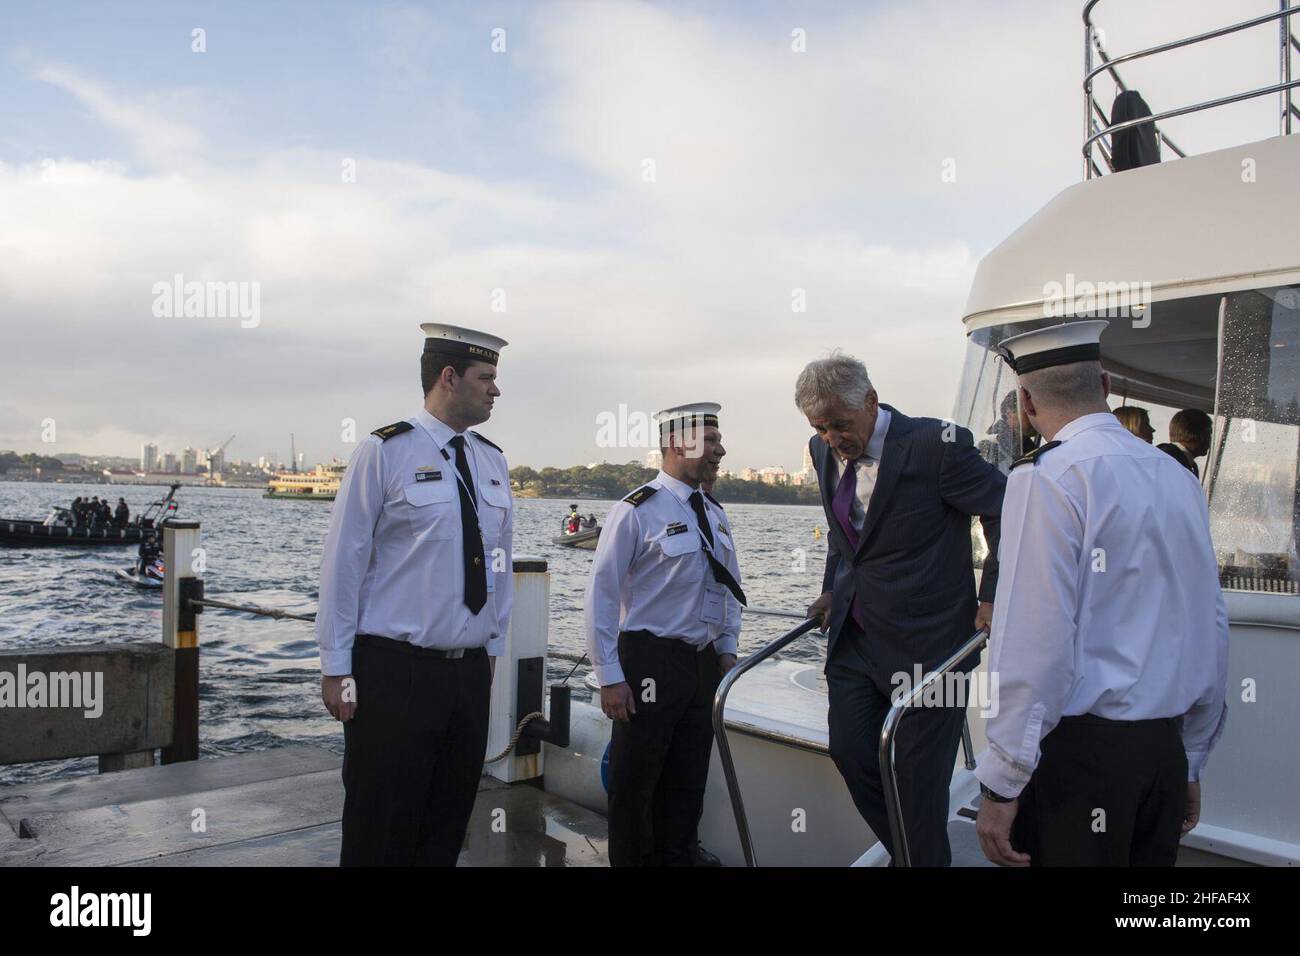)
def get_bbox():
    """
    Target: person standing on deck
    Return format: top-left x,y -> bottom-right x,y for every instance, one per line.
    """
316,323 -> 514,866
797,351 -> 1006,866
585,402 -> 745,866
975,320 -> 1229,867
